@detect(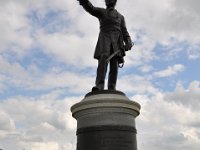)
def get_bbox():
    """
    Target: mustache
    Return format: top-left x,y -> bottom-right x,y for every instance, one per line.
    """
106,2 -> 116,7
